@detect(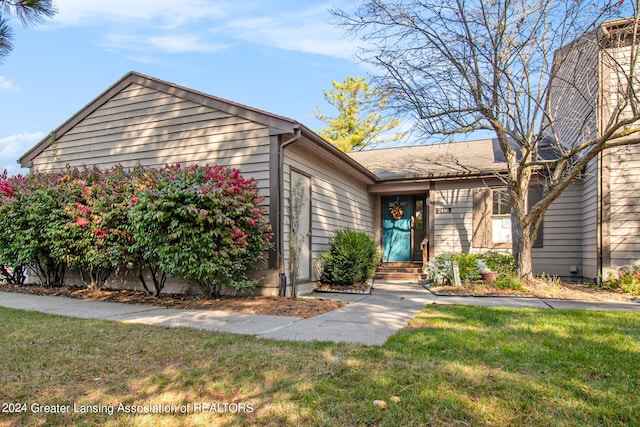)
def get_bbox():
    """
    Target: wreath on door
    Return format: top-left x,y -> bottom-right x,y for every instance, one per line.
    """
390,201 -> 404,220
